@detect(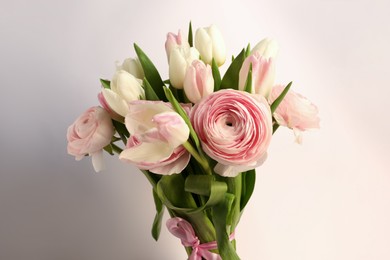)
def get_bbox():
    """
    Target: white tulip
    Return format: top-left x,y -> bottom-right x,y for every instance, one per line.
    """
102,70 -> 145,117
119,58 -> 145,80
251,38 -> 279,59
169,46 -> 199,89
195,24 -> 226,66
